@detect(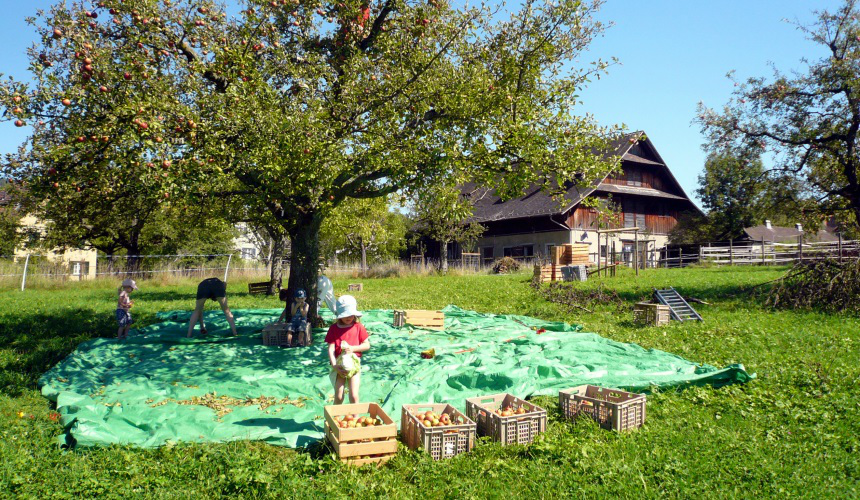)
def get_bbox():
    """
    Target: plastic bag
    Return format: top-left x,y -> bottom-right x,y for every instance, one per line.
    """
332,341 -> 361,380
316,275 -> 336,314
